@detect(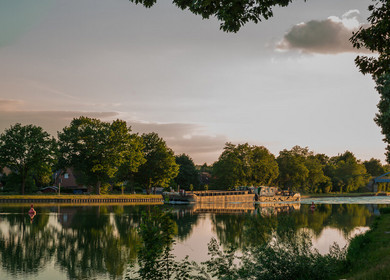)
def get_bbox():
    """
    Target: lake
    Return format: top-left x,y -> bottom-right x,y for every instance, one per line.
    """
0,196 -> 389,280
